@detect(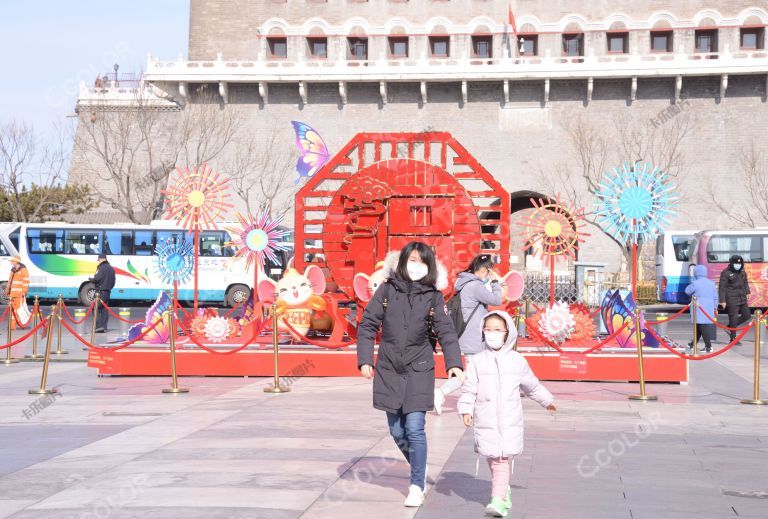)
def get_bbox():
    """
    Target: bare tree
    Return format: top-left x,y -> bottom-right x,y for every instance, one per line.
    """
0,119 -> 81,222
224,127 -> 299,219
73,85 -> 241,224
708,140 -> 768,227
541,110 -> 693,274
